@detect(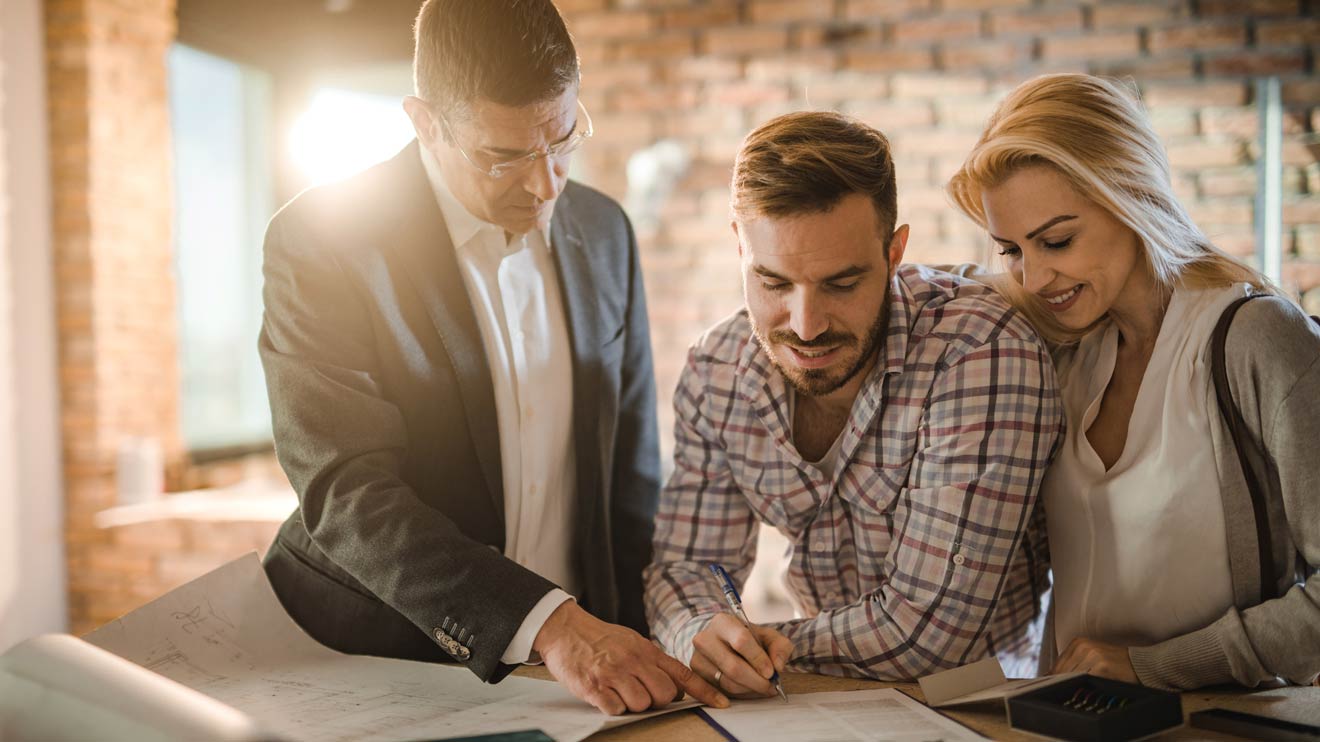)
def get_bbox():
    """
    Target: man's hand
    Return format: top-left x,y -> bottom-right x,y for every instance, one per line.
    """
689,613 -> 793,698
1052,637 -> 1139,683
533,601 -> 730,716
